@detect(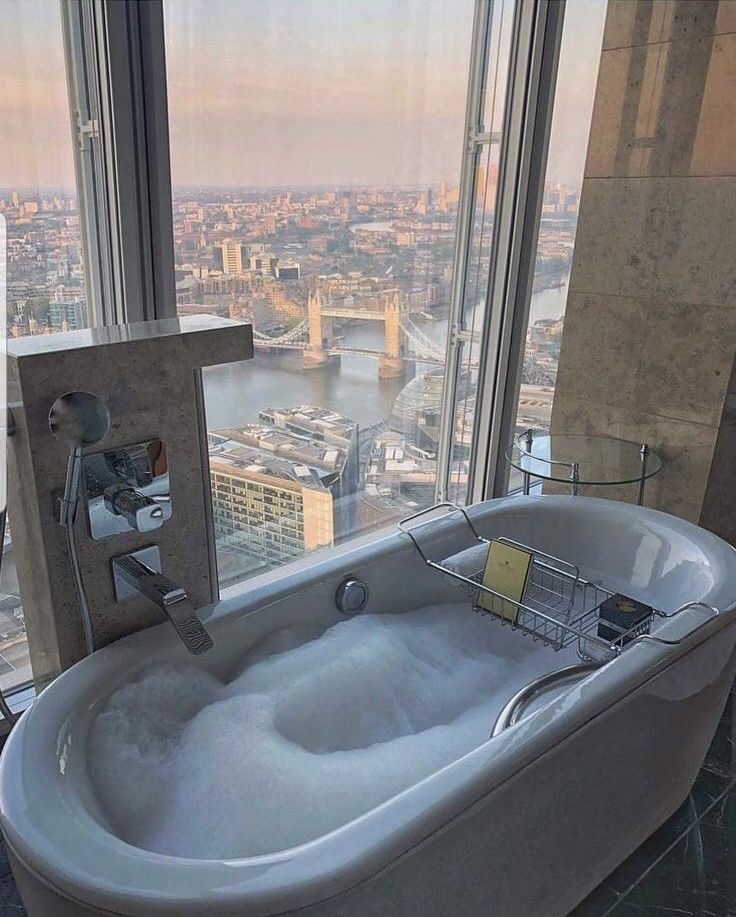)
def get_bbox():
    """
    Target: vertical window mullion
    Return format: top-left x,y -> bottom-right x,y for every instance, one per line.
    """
435,0 -> 494,504
467,0 -> 565,504
61,0 -> 119,326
